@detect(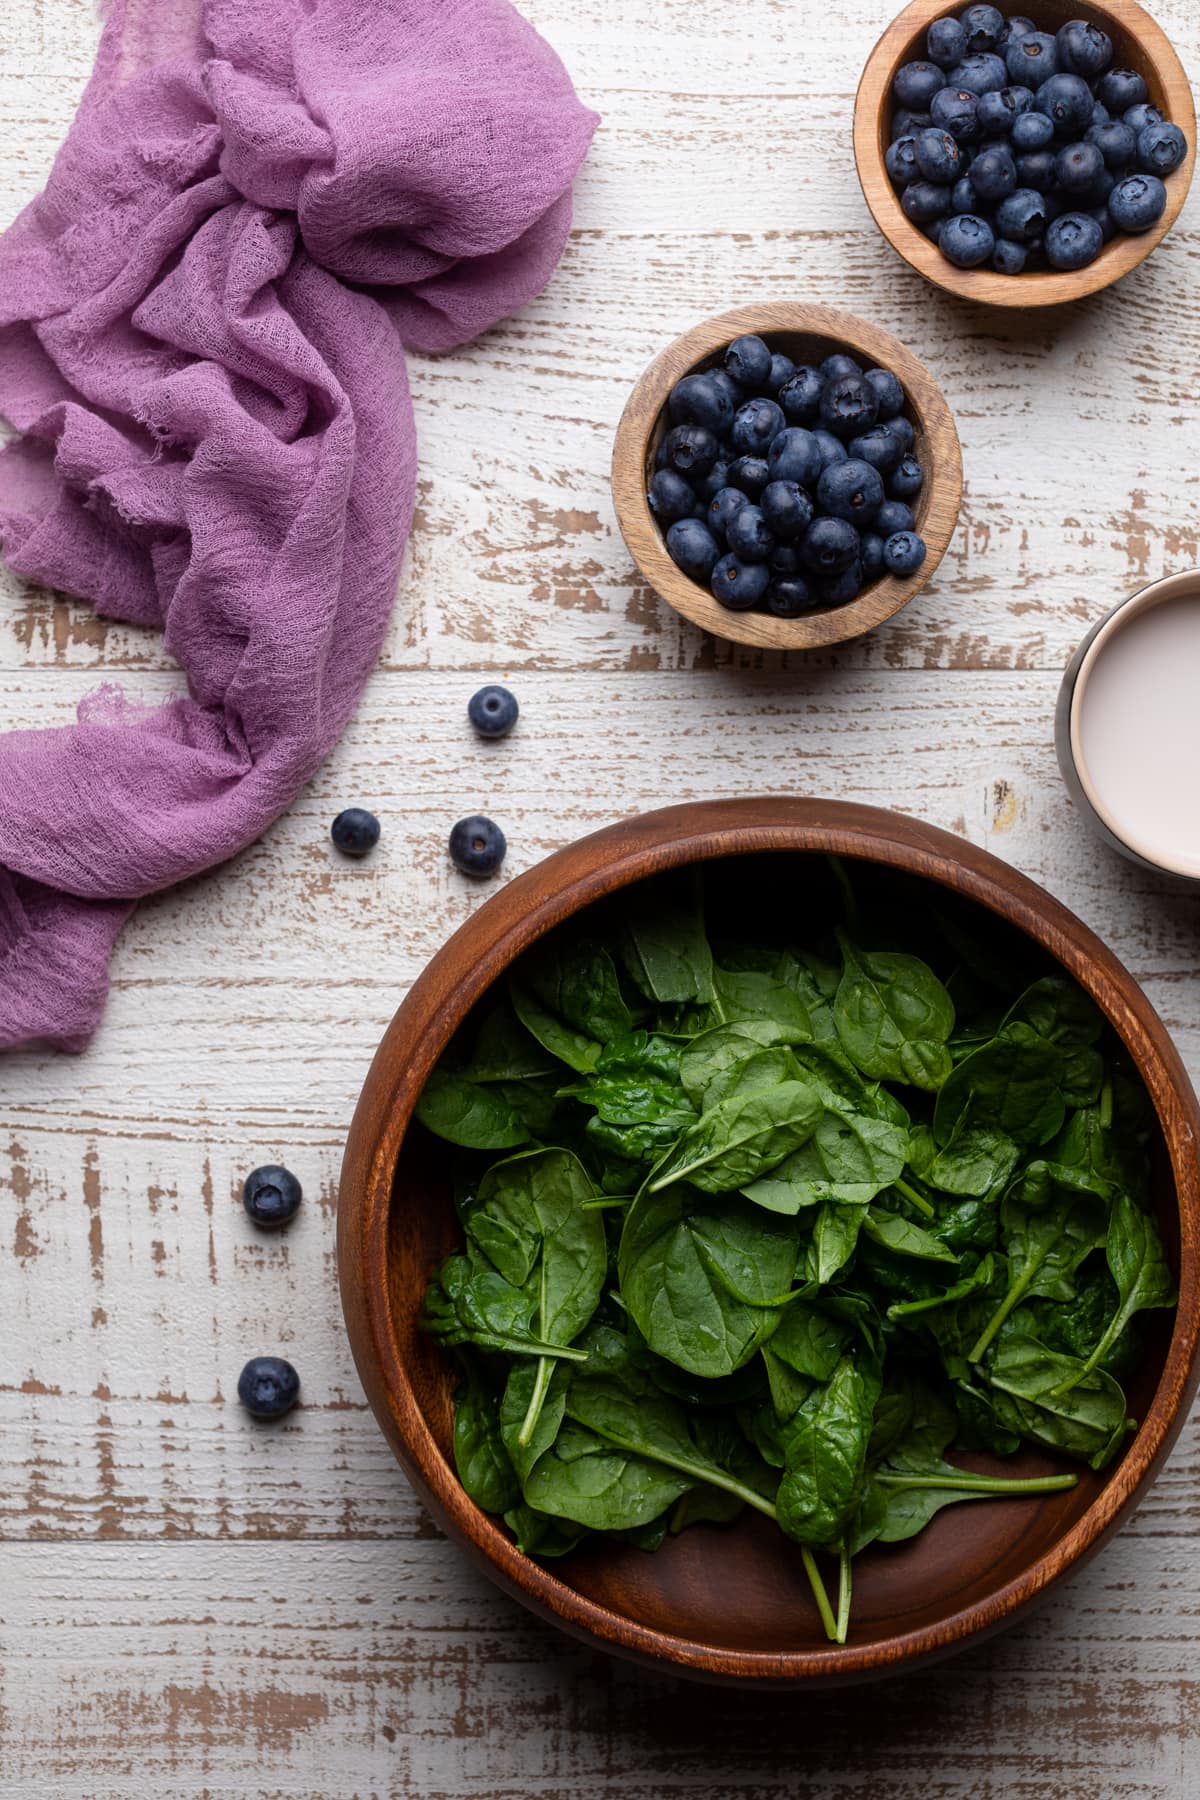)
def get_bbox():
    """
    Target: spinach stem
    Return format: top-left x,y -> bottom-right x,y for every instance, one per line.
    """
874,1471 -> 1078,1495
580,1197 -> 632,1211
967,1254 -> 1042,1364
517,1356 -> 554,1447
802,1547 -> 840,1644
470,1336 -> 588,1363
893,1176 -> 936,1220
1100,1077 -> 1114,1131
835,1543 -> 852,1646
